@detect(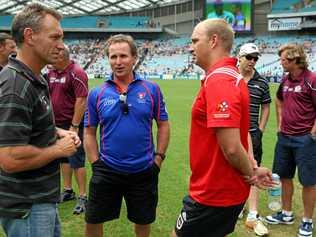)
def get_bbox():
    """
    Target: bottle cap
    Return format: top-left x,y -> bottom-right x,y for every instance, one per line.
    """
272,173 -> 280,180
